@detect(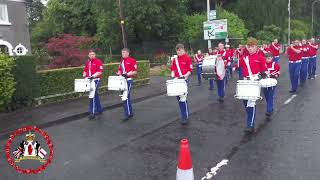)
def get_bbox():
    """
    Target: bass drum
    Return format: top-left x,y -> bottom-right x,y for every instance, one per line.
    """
201,55 -> 217,80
